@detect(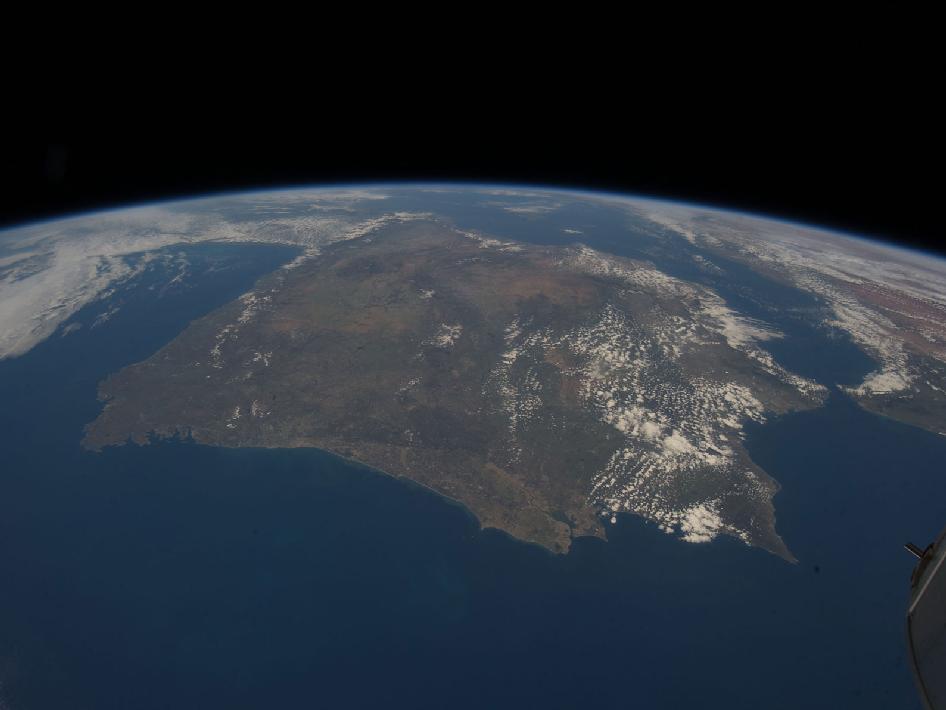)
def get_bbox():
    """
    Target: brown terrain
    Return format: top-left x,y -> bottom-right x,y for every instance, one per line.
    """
84,220 -> 820,556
